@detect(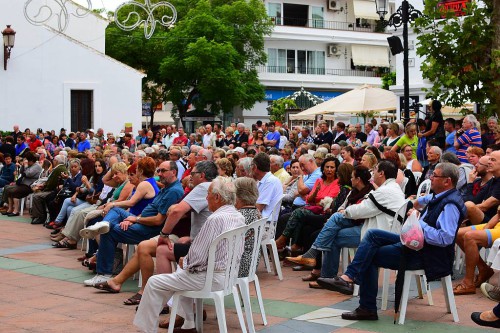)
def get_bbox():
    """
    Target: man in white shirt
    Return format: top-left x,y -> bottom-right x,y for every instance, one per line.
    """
162,126 -> 176,149
251,152 -> 283,220
202,124 -> 216,148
